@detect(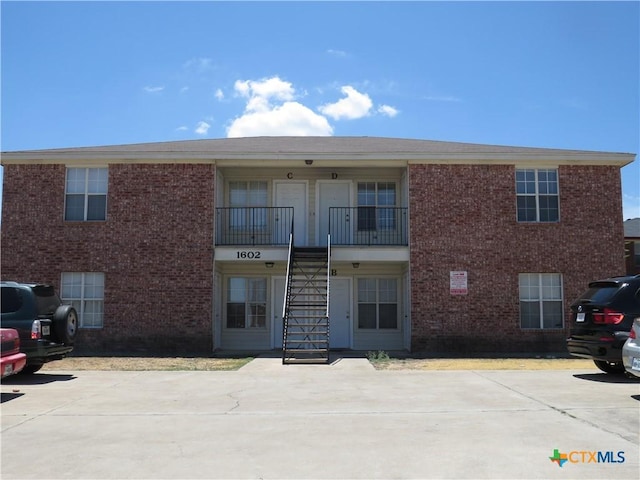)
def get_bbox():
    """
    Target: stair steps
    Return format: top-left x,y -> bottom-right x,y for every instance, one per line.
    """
282,246 -> 330,364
